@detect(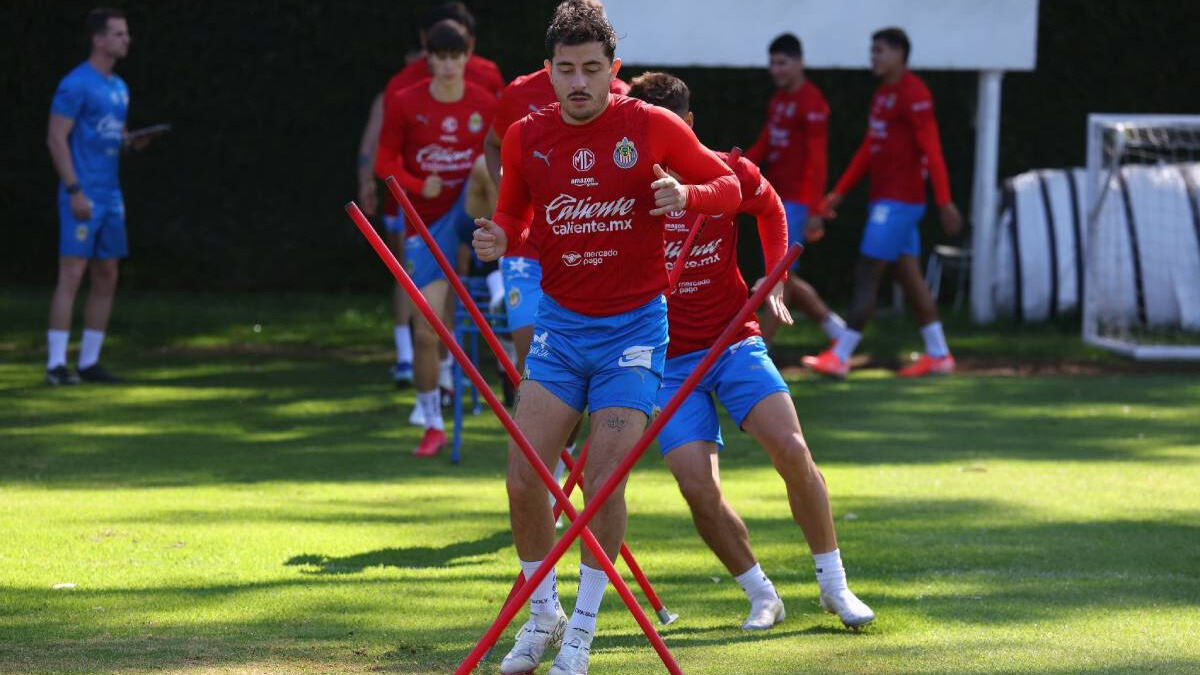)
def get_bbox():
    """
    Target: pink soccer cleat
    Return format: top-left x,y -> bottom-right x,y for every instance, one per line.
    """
801,349 -> 850,378
897,353 -> 956,378
413,428 -> 448,457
